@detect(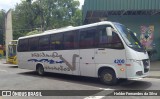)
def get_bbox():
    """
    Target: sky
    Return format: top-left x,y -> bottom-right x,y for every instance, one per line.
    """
0,0 -> 85,11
